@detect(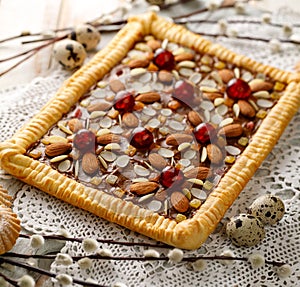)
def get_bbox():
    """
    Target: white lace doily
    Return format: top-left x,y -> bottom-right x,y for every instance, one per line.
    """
1,7 -> 300,287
